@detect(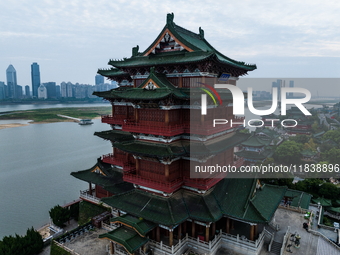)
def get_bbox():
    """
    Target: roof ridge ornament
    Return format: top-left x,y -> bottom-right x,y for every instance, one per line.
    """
132,45 -> 139,57
167,13 -> 174,25
199,27 -> 204,39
